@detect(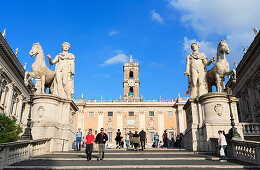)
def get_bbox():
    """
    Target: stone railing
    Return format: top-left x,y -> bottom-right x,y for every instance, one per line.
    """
229,140 -> 260,165
240,123 -> 260,136
210,138 -> 260,165
73,97 -> 189,103
0,138 -> 51,169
